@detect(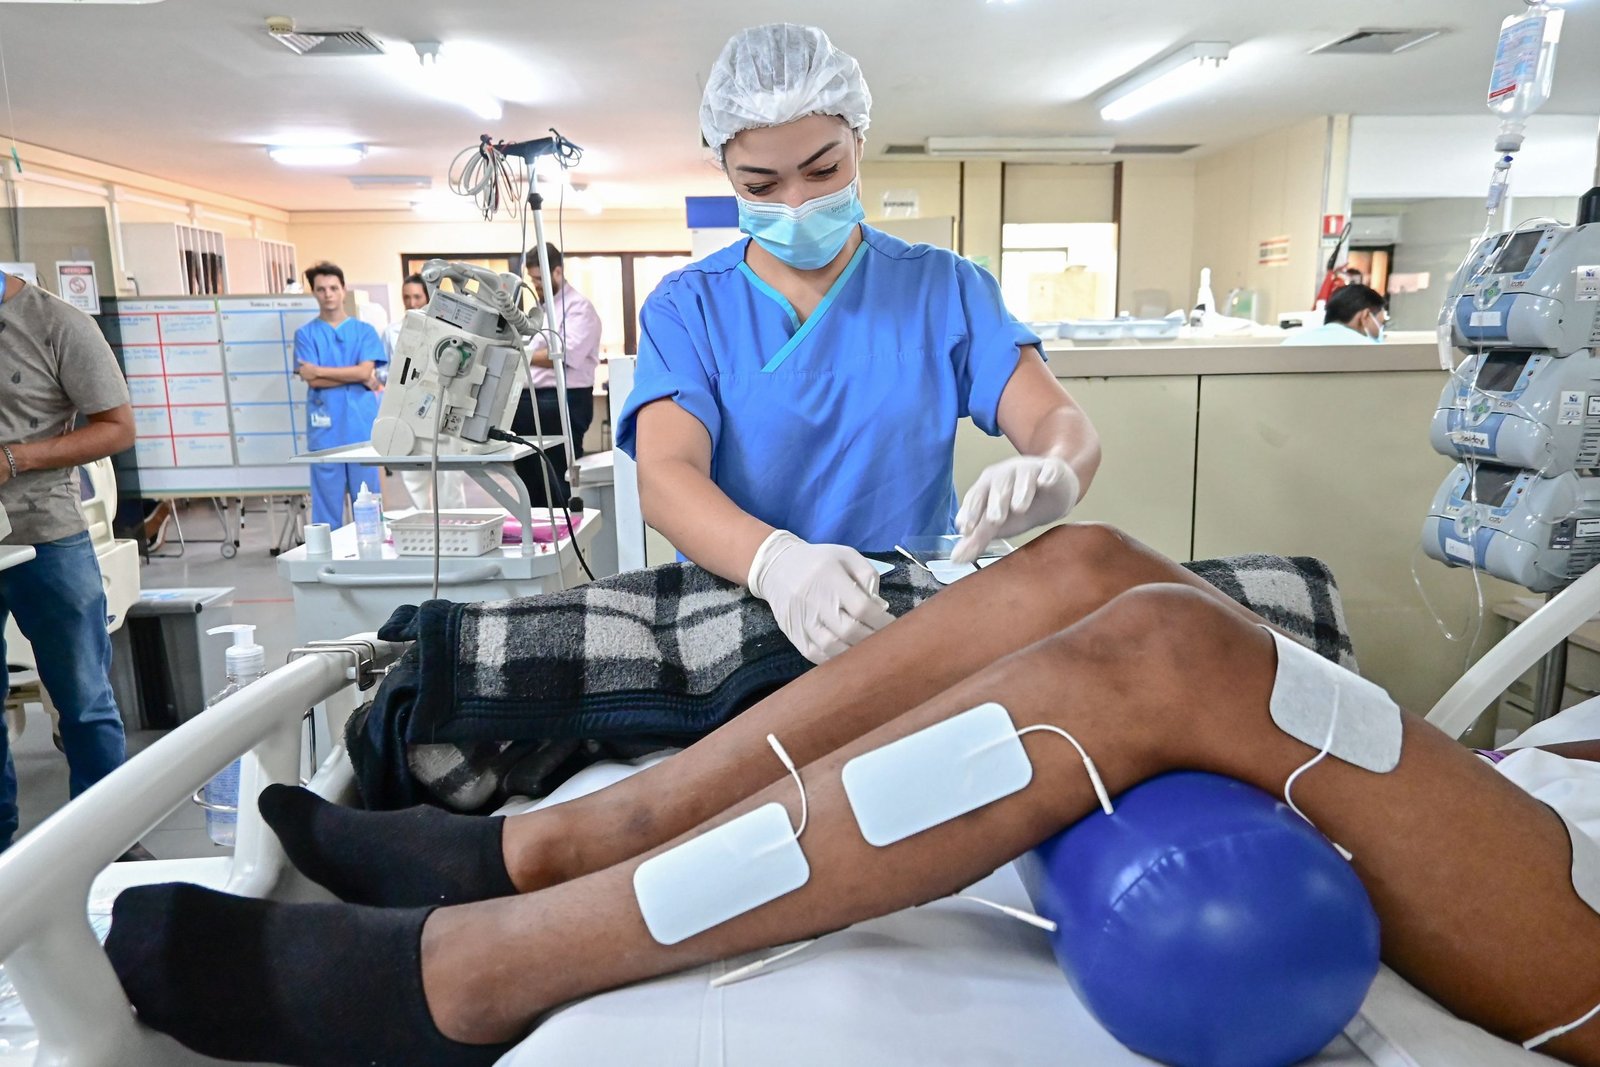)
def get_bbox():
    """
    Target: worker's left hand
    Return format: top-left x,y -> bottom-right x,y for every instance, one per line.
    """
951,456 -> 1080,564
